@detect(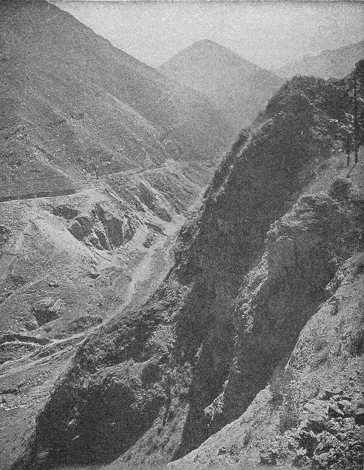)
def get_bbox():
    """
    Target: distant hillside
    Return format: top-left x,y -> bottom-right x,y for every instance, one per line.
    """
159,39 -> 283,133
277,39 -> 364,79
